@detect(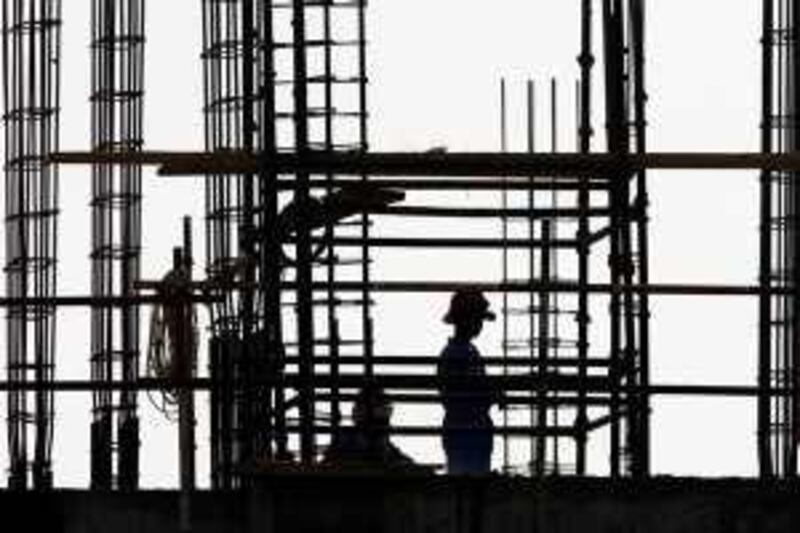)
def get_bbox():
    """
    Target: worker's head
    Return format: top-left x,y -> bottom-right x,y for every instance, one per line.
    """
352,384 -> 393,430
443,288 -> 495,340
